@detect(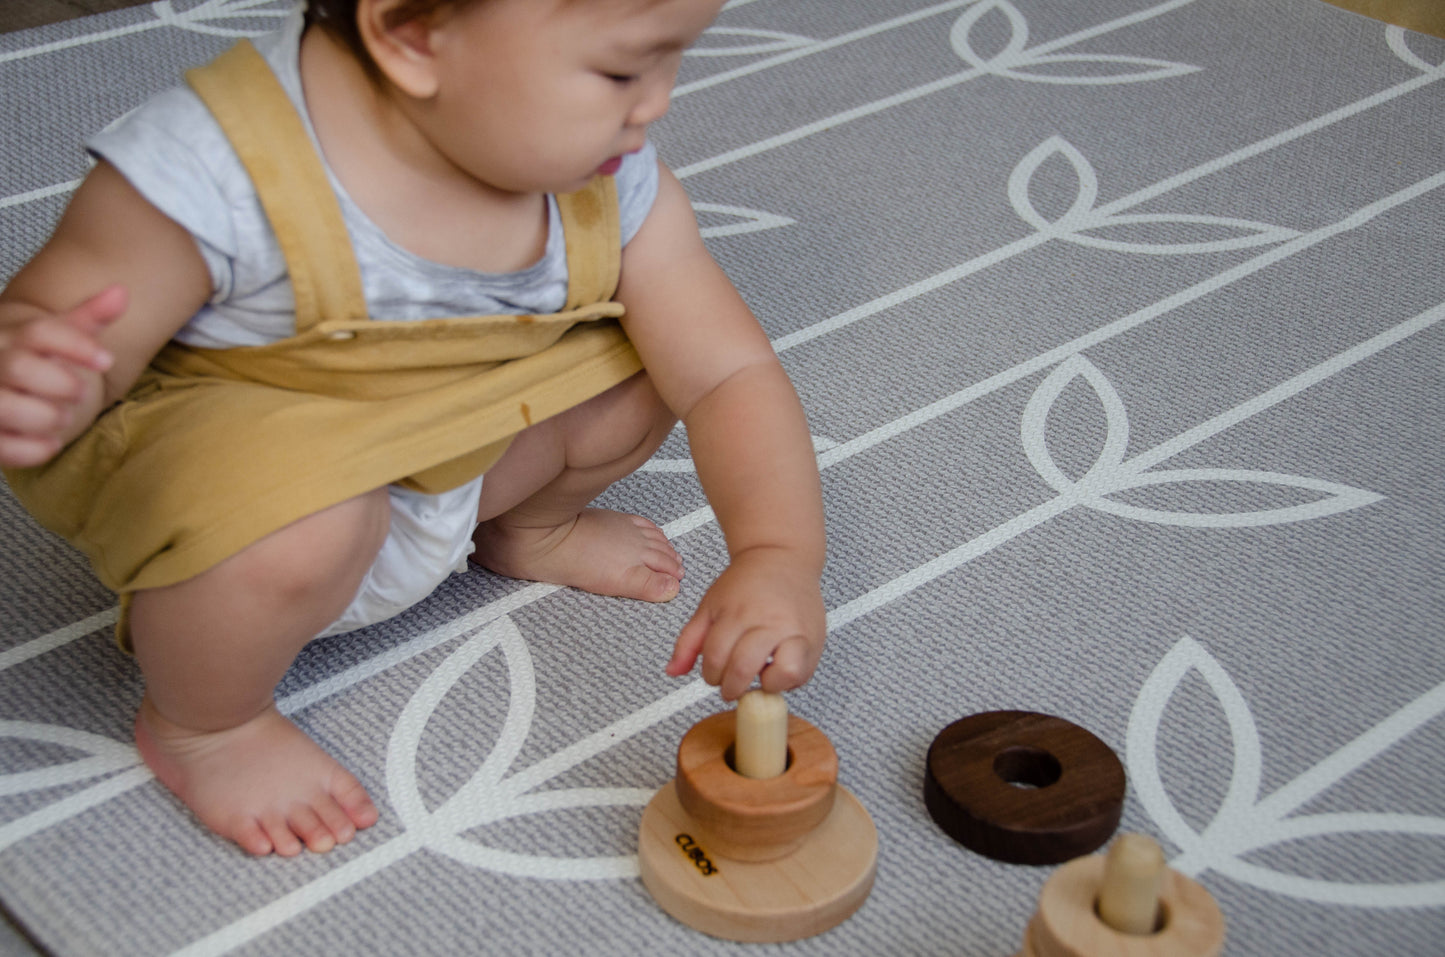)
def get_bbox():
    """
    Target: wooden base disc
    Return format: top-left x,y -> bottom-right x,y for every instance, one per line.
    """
638,780 -> 878,942
1018,853 -> 1225,957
